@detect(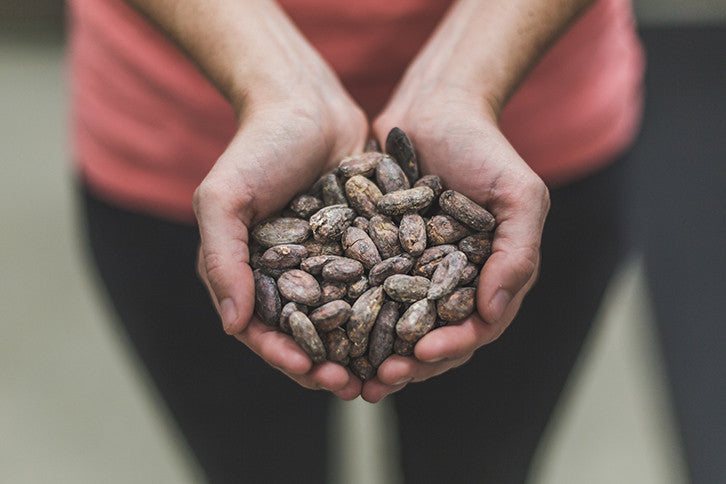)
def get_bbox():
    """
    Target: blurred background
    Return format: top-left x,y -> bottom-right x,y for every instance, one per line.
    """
1,1 -> 724,483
